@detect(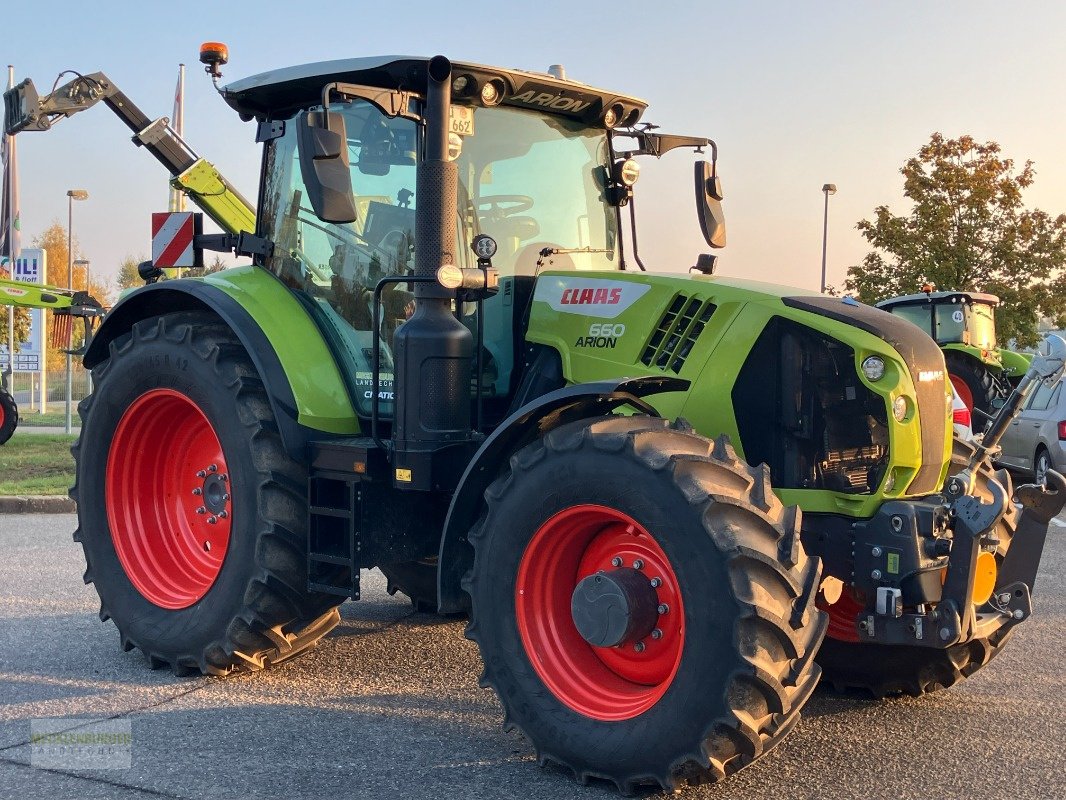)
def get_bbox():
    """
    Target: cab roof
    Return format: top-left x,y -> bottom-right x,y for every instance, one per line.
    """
877,290 -> 1000,309
221,55 -> 648,125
